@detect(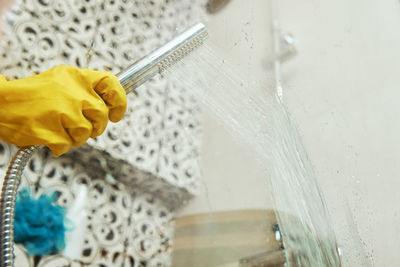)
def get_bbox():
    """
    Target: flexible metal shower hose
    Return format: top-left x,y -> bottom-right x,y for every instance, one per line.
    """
0,146 -> 39,267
